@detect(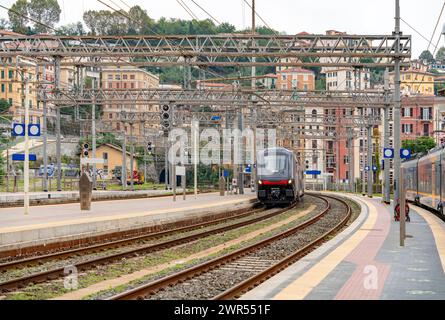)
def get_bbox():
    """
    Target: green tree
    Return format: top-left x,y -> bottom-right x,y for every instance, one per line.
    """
0,99 -> 11,114
0,18 -> 10,30
436,47 -> 445,64
402,136 -> 436,155
28,0 -> 61,33
56,22 -> 85,36
8,0 -> 29,34
419,50 -> 435,64
128,5 -> 154,34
